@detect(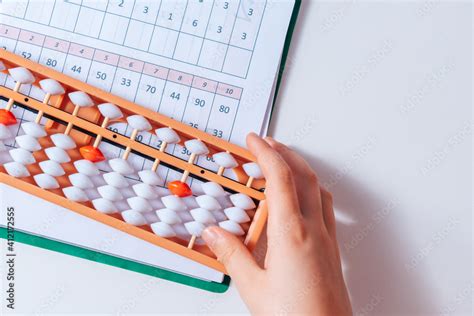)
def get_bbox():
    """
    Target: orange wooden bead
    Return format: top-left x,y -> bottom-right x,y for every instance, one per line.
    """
168,180 -> 192,197
0,109 -> 17,126
79,145 -> 106,163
